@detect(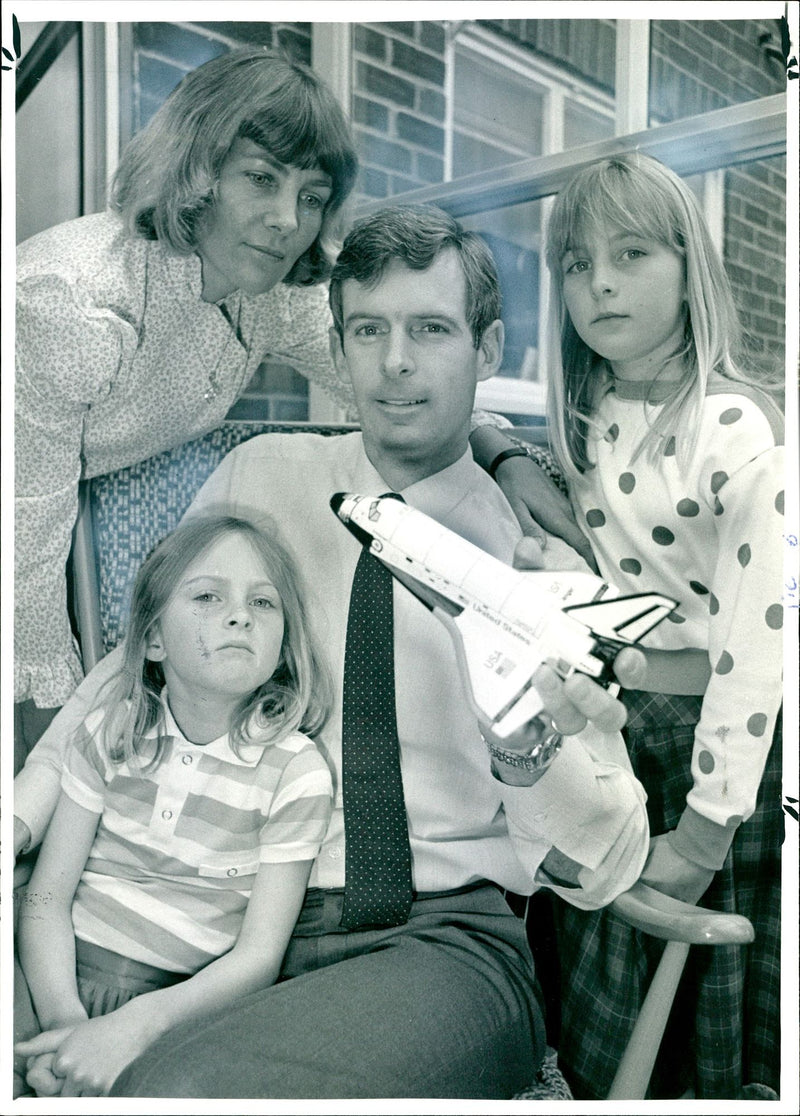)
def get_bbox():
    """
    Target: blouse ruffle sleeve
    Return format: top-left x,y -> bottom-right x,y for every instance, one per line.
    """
15,273 -> 132,706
